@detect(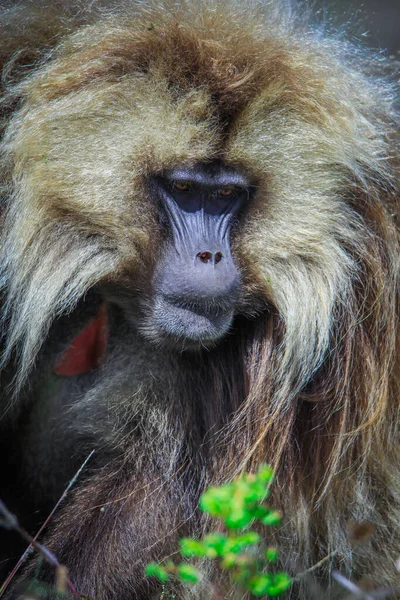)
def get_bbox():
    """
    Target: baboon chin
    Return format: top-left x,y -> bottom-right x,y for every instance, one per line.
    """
0,0 -> 399,599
